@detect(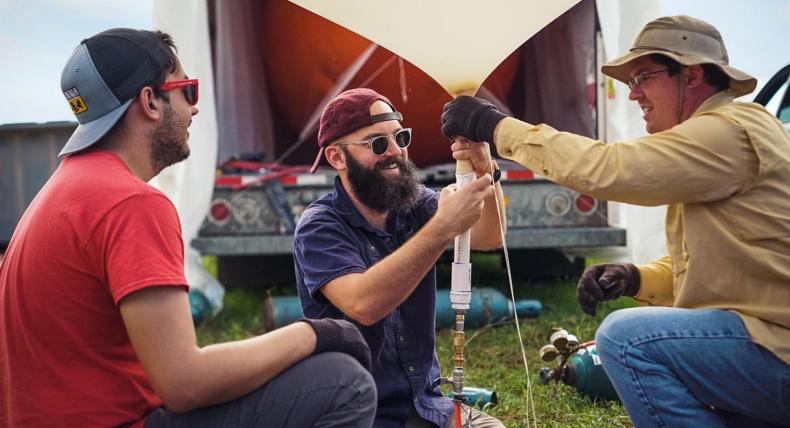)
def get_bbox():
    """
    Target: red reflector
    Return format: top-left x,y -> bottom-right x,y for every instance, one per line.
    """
575,194 -> 596,213
210,201 -> 230,222
279,175 -> 298,185
215,176 -> 241,187
505,170 -> 534,180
